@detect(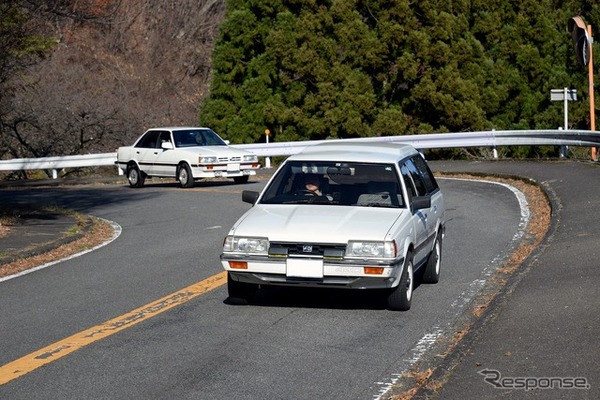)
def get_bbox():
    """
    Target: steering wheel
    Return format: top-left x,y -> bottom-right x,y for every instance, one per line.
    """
293,189 -> 317,196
